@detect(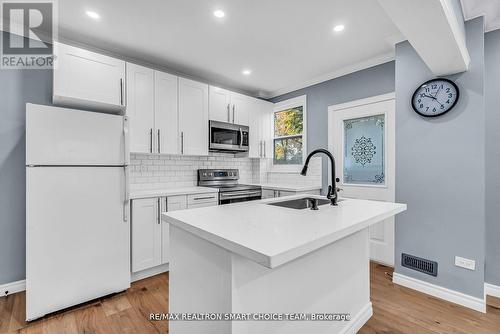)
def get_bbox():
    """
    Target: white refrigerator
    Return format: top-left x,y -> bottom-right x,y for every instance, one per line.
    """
25,103 -> 130,321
